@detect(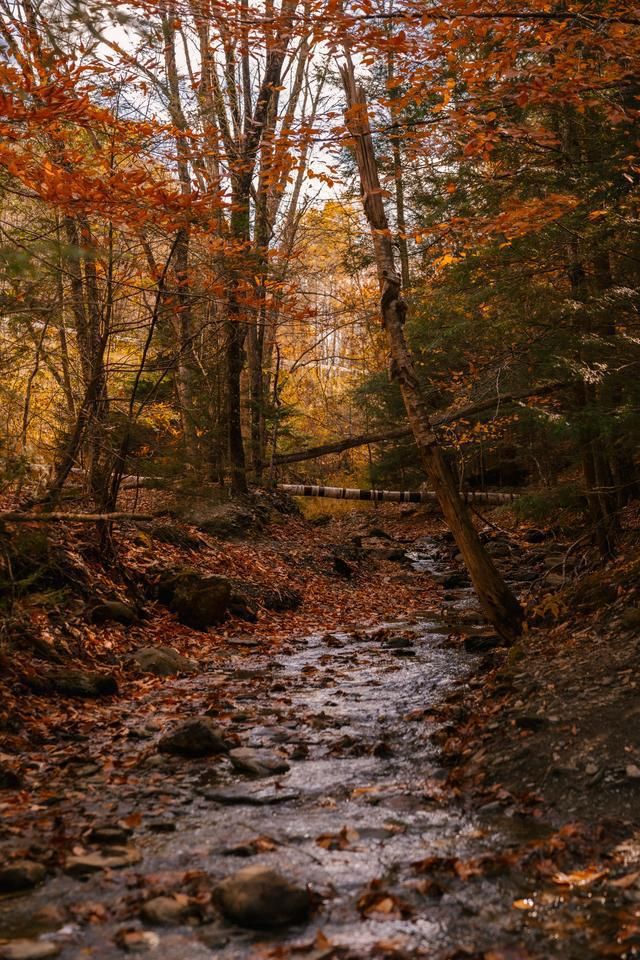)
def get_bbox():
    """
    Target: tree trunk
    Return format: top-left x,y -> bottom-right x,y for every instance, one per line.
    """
162,12 -> 200,469
387,47 -> 411,289
566,246 -> 618,555
172,227 -> 199,466
339,56 -> 523,641
54,215 -> 108,505
226,170 -> 252,496
226,298 -> 249,495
